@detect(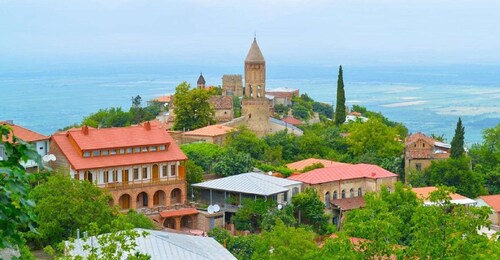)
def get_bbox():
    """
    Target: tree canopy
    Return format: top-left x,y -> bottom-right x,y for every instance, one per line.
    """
334,65 -> 346,126
450,117 -> 465,158
172,82 -> 215,131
